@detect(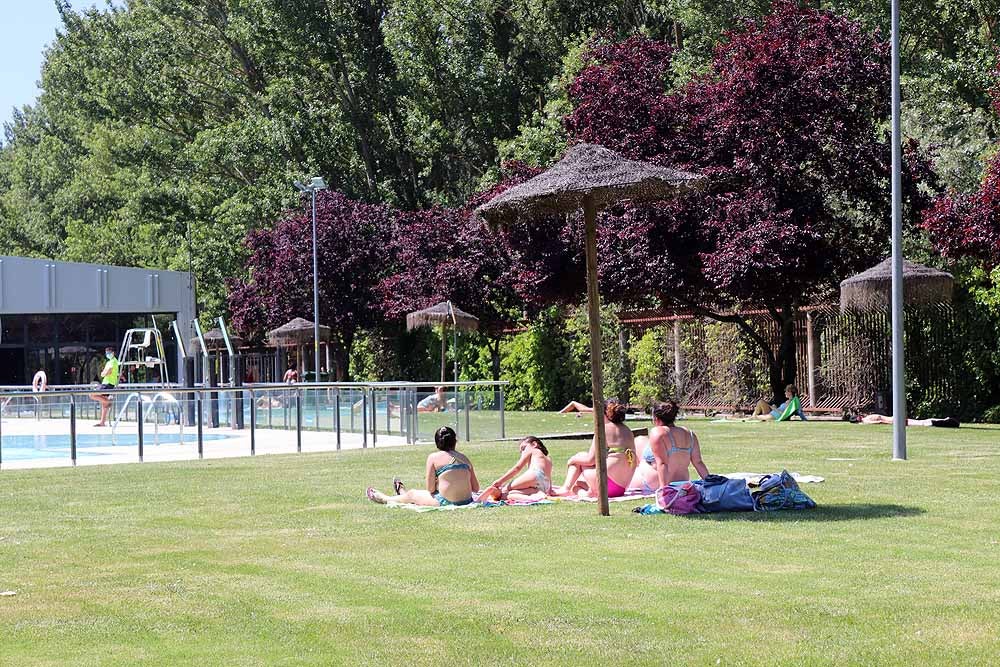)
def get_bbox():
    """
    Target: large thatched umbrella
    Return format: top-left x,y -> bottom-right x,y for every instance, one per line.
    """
475,143 -> 707,516
267,318 -> 331,379
407,301 -> 480,383
190,328 -> 244,354
840,258 -> 953,311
